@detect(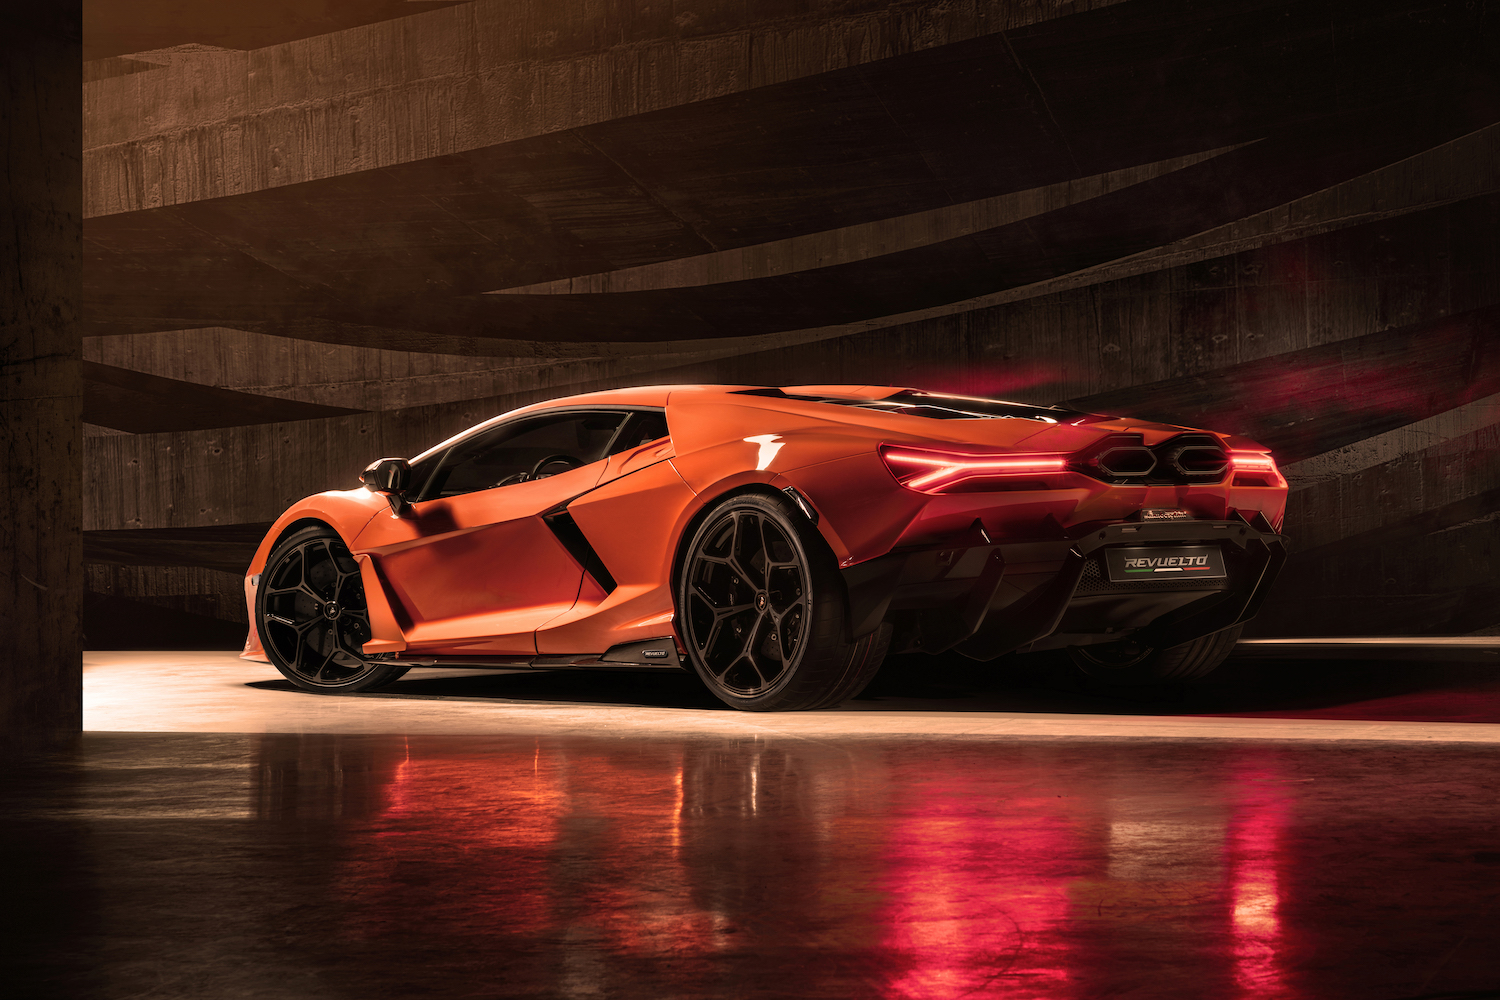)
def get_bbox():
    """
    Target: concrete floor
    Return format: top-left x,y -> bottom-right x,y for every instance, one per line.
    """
84,647 -> 1500,742
6,648 -> 1499,999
